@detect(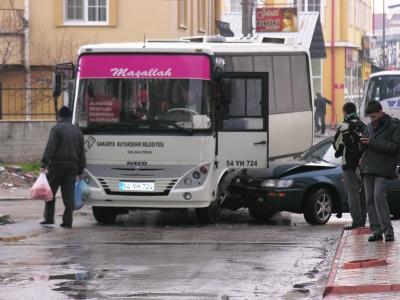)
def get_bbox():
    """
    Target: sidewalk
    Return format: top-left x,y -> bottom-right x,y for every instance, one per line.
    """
314,127 -> 337,144
324,222 -> 400,299
0,186 -> 31,200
